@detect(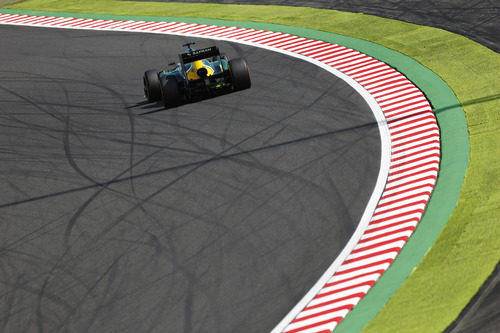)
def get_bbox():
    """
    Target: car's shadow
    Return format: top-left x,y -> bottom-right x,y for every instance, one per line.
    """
128,89 -> 238,116
125,100 -> 165,116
